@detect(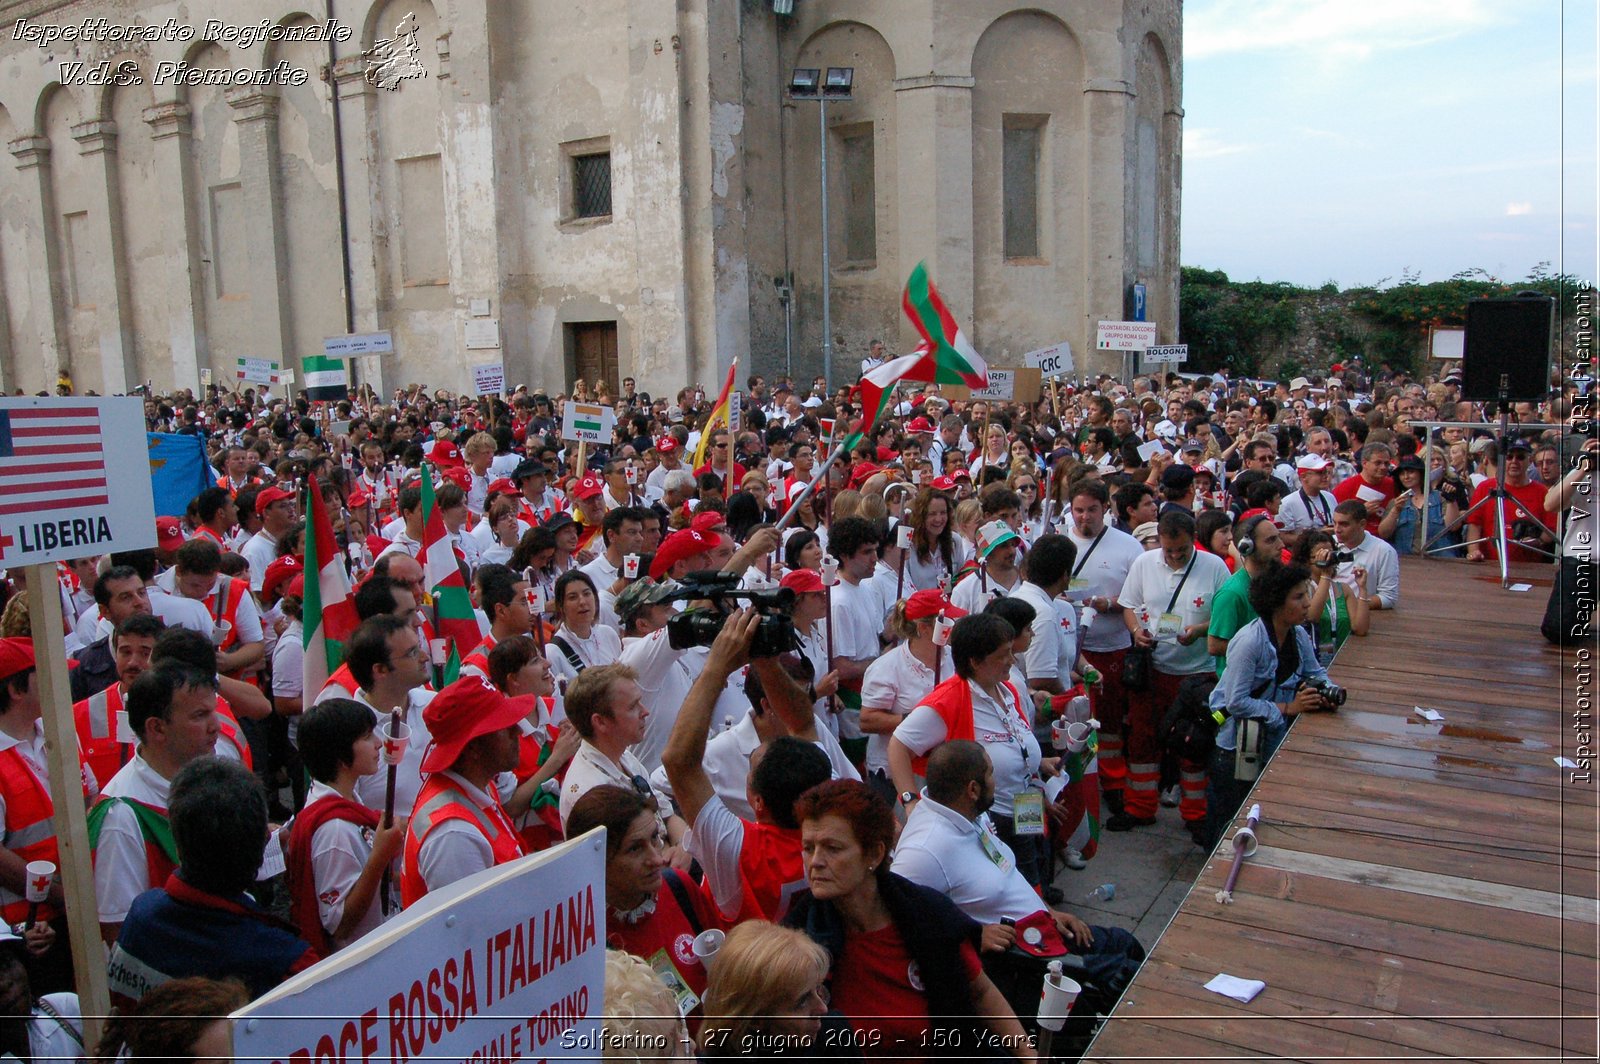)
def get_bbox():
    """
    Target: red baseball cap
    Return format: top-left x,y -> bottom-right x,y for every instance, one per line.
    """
285,572 -> 306,600
849,462 -> 881,488
650,529 -> 716,580
875,446 -> 898,463
439,465 -> 472,492
780,569 -> 824,594
930,475 -> 957,492
486,477 -> 518,498
571,474 -> 604,501
155,516 -> 185,550
0,638 -> 35,682
262,554 -> 303,599
425,439 -> 464,468
904,589 -> 965,621
952,468 -> 972,482
420,676 -> 528,773
347,487 -> 372,510
906,417 -> 936,435
255,486 -> 296,516
655,435 -> 679,454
